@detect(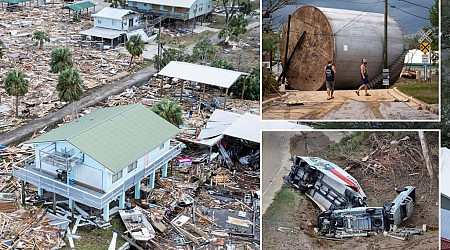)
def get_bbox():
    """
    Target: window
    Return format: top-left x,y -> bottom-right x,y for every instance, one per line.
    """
133,1 -> 137,7
112,170 -> 123,183
159,143 -> 164,150
144,3 -> 147,6
128,161 -> 137,173
112,20 -> 116,26
97,19 -> 101,24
